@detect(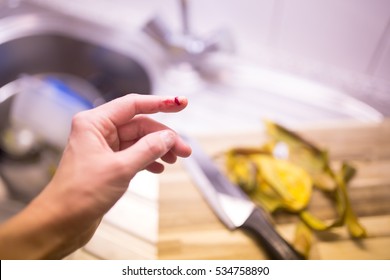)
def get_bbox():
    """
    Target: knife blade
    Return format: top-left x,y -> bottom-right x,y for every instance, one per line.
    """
181,135 -> 304,260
